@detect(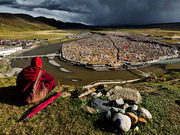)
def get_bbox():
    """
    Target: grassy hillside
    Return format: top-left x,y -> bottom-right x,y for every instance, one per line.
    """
0,72 -> 179,134
0,13 -> 56,32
